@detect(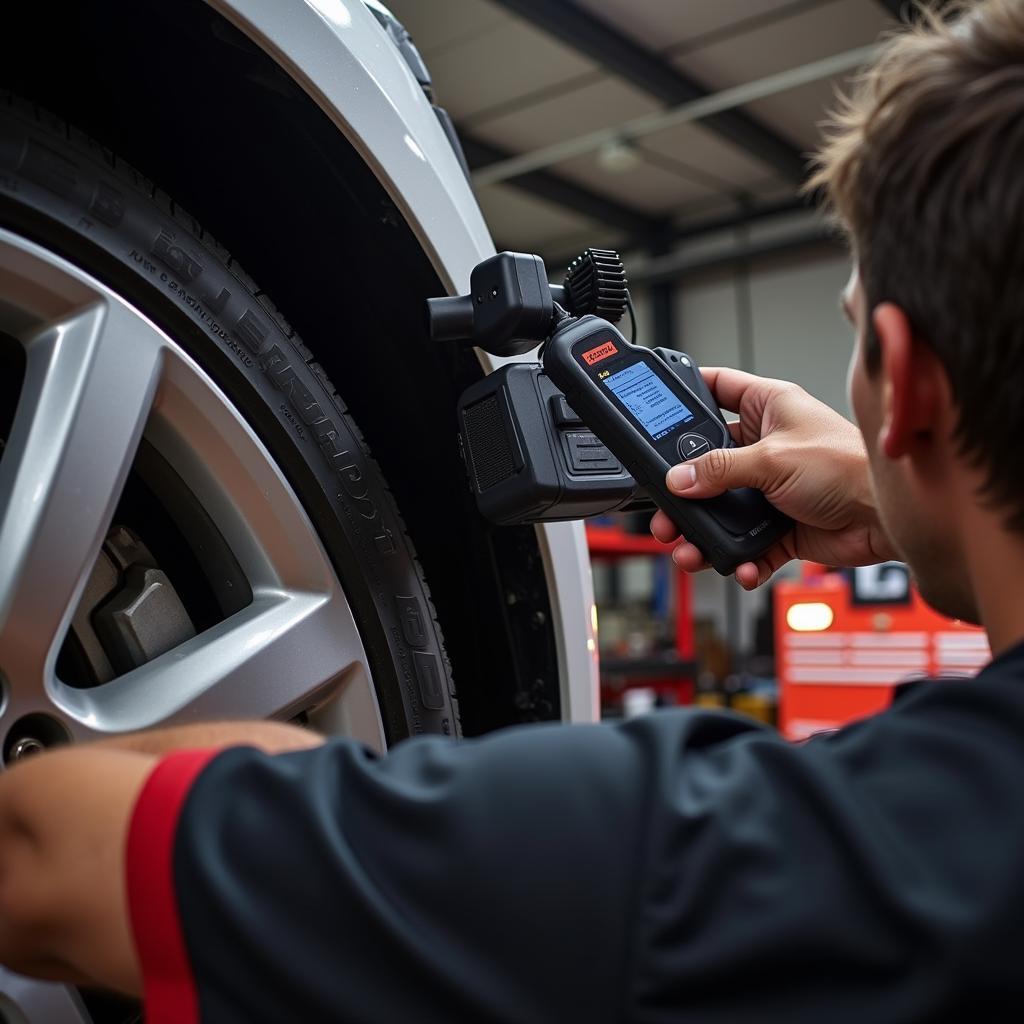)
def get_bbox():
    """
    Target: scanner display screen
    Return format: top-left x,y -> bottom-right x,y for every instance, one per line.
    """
602,361 -> 693,440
